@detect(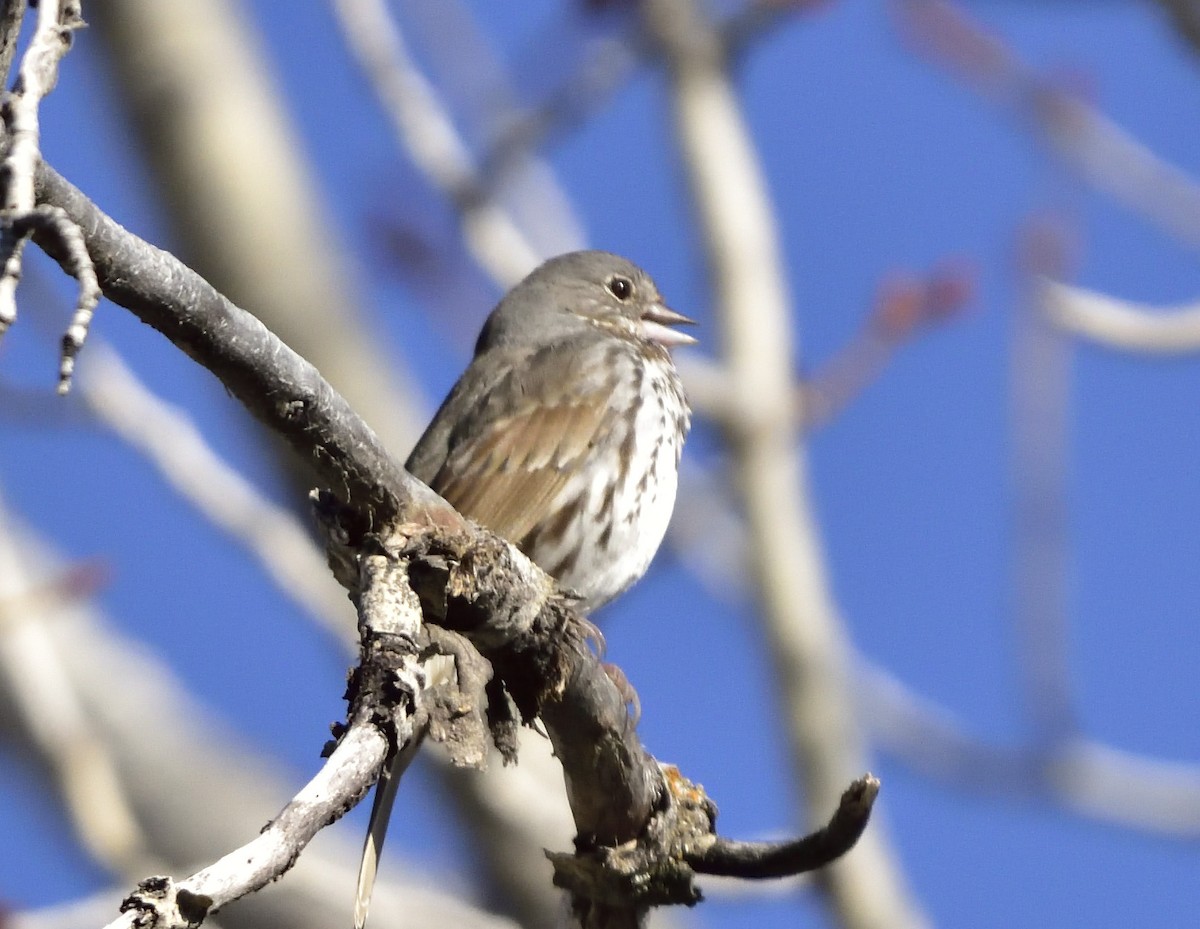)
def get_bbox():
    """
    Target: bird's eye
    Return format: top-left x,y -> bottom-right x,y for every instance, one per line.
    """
606,275 -> 635,302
